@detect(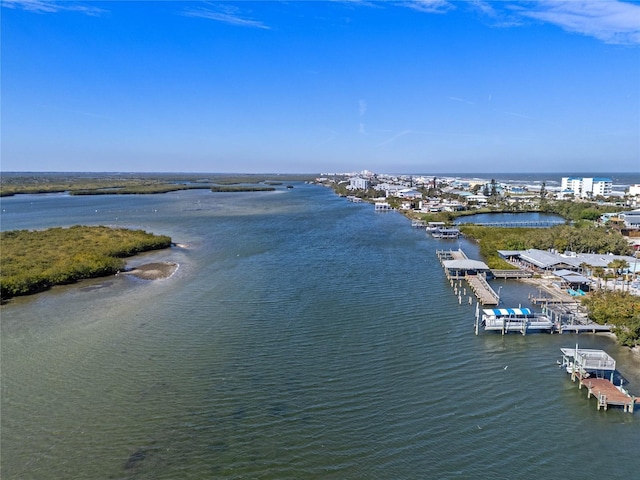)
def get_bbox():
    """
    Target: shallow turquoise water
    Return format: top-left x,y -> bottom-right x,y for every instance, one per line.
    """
1,185 -> 639,479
